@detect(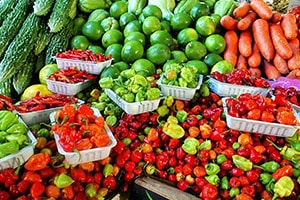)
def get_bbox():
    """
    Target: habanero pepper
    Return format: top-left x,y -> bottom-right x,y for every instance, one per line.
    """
54,173 -> 74,189
232,155 -> 253,171
24,152 -> 51,171
267,138 -> 300,163
272,165 -> 293,181
273,176 -> 295,199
